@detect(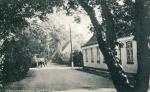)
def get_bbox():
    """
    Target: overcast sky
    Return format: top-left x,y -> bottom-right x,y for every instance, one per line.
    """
47,11 -> 93,51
